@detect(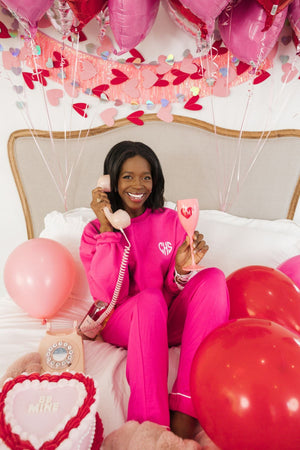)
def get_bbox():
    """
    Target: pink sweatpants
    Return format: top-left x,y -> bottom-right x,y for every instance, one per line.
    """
101,267 -> 230,427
